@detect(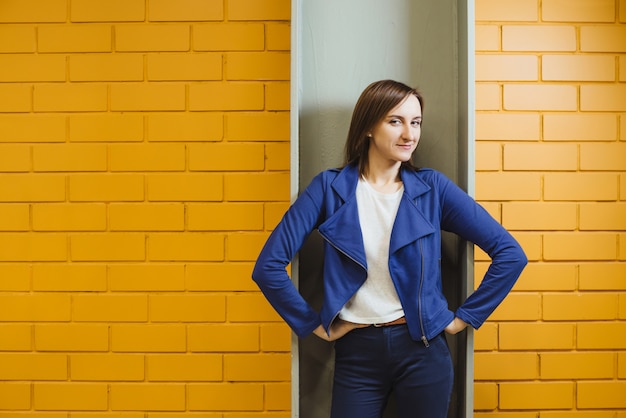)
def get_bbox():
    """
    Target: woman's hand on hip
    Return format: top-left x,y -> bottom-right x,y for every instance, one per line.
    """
312,319 -> 369,341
